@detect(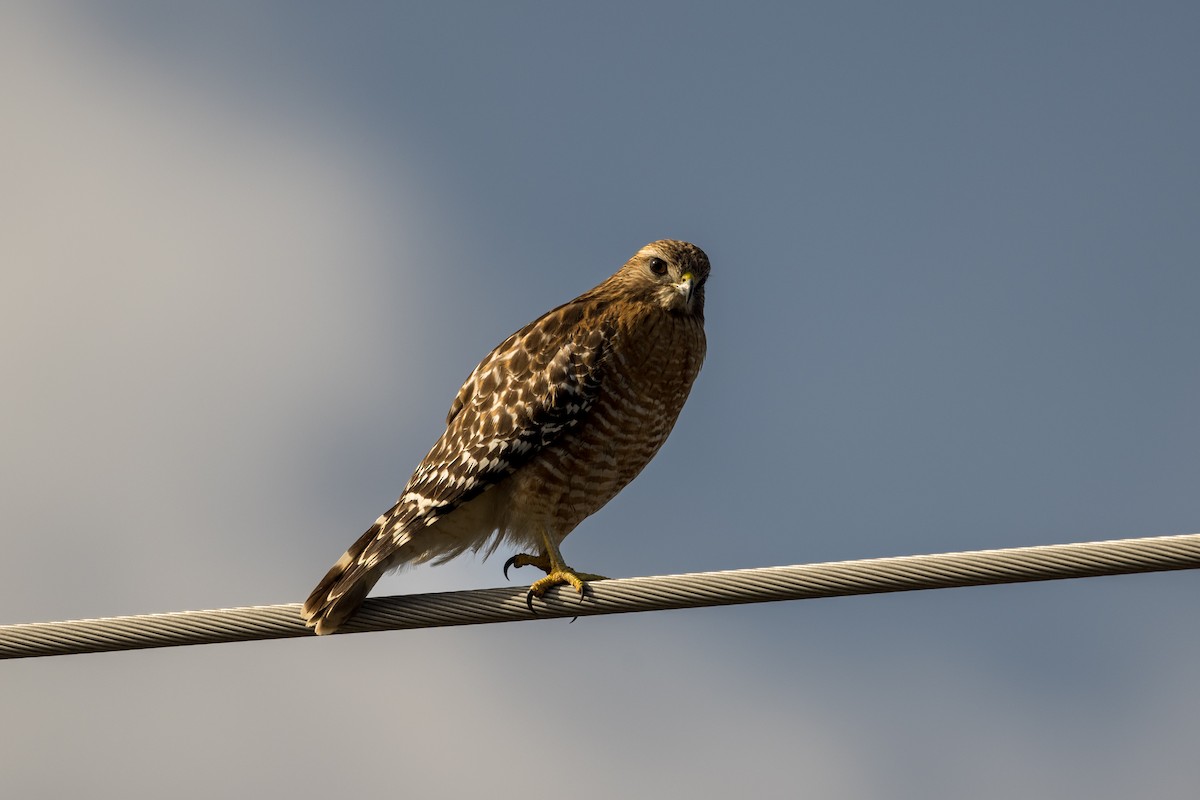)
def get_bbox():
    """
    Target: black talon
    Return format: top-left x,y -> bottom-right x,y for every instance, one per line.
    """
525,589 -> 538,614
503,555 -> 519,581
